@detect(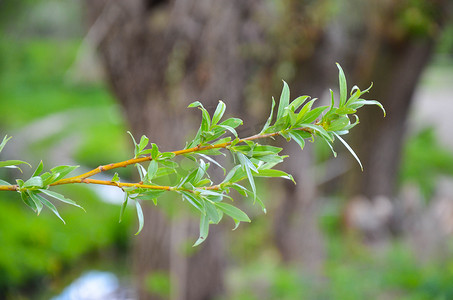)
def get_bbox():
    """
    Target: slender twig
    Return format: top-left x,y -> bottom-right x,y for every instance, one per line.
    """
0,128 -> 309,193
